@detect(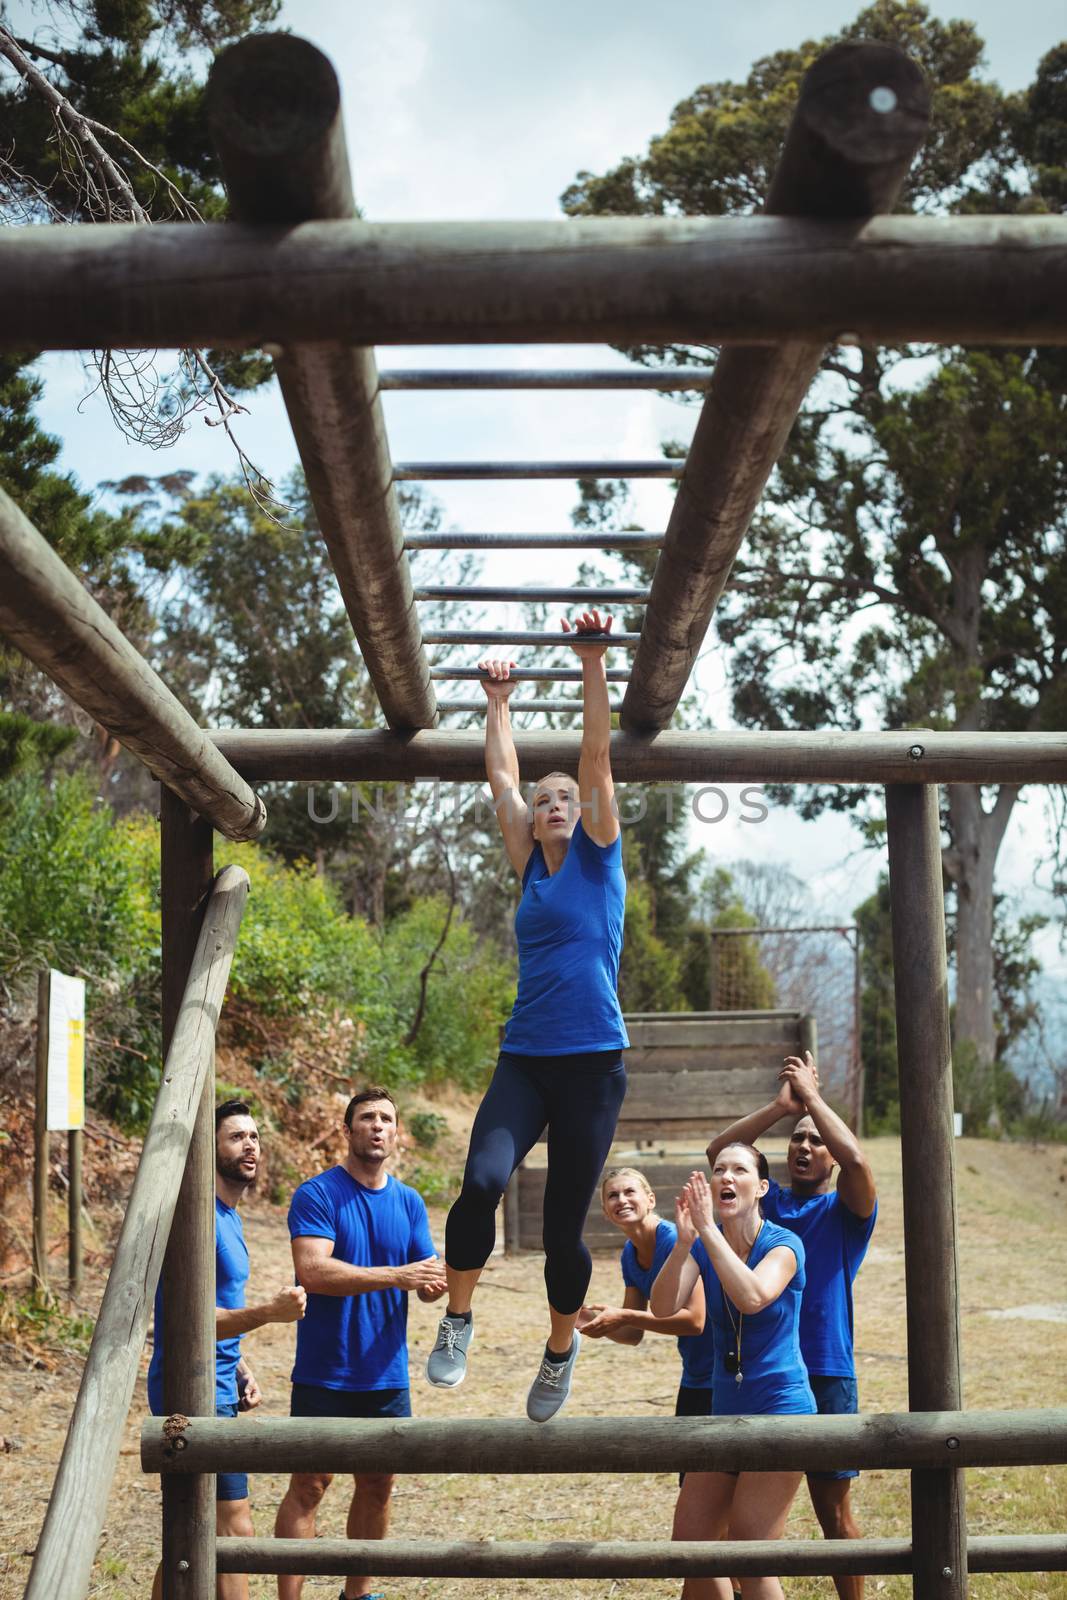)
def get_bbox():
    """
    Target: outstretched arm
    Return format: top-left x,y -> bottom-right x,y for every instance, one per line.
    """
685,1172 -> 797,1314
780,1053 -> 877,1218
579,1277 -> 706,1343
649,1192 -> 702,1318
564,611 -> 618,846
479,657 -> 533,878
705,1071 -> 808,1168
